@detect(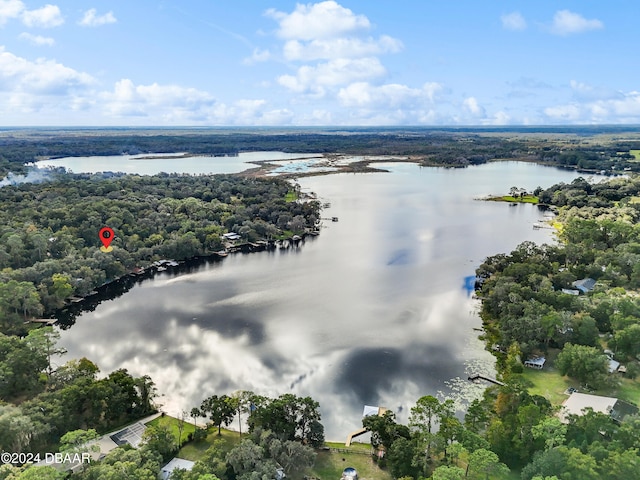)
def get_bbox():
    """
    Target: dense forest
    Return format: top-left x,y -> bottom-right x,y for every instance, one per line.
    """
2,132 -> 640,479
3,128 -> 640,178
470,176 -> 640,478
0,173 -> 319,334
